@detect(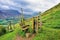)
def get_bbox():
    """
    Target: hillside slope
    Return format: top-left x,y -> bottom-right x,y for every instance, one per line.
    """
41,3 -> 60,28
0,3 -> 60,40
33,3 -> 60,40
